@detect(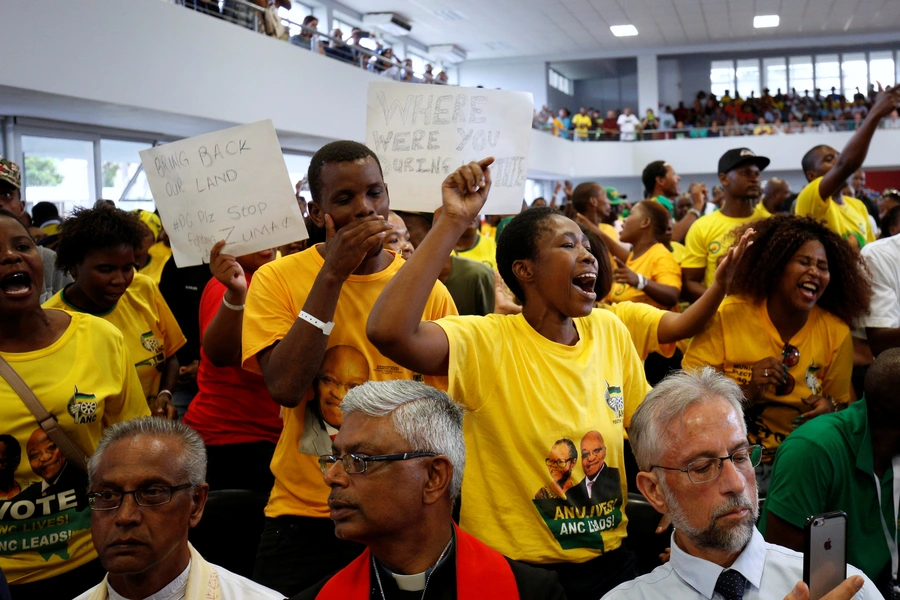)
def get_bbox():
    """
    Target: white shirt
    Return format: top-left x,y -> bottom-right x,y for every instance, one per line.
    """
859,235 -> 900,330
617,113 -> 641,139
601,529 -> 882,600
